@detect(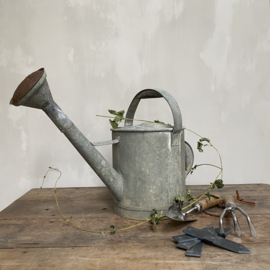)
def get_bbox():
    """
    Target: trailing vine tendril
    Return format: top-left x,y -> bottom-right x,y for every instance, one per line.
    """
39,112 -> 224,233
